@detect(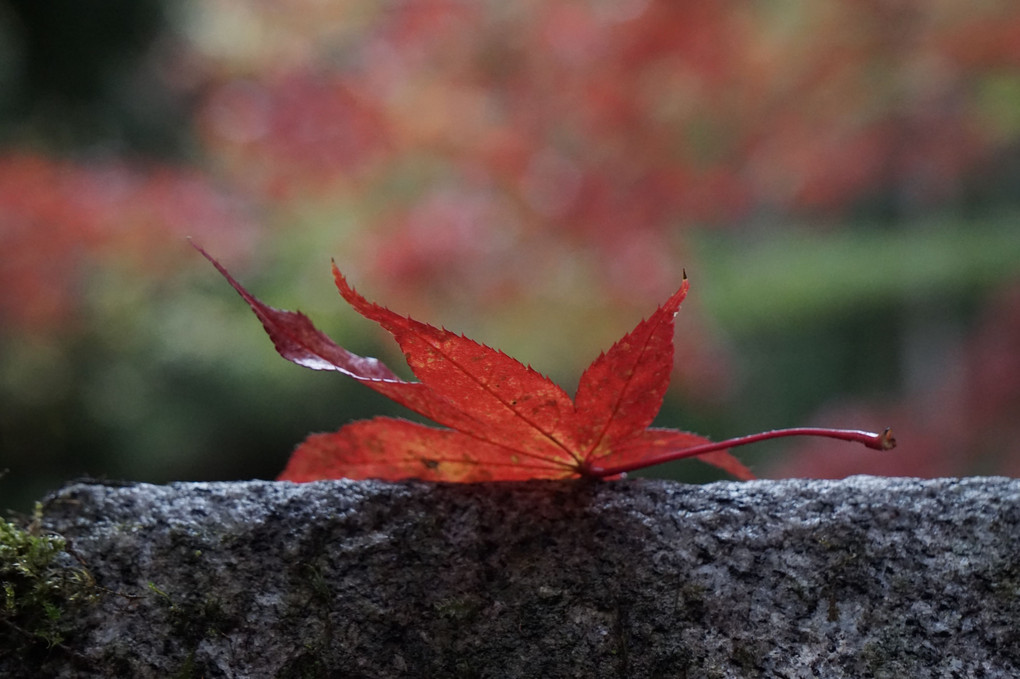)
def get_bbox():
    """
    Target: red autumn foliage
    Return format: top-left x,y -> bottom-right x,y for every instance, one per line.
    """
187,1 -> 1019,304
198,244 -> 893,482
197,72 -> 390,199
0,154 -> 252,333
